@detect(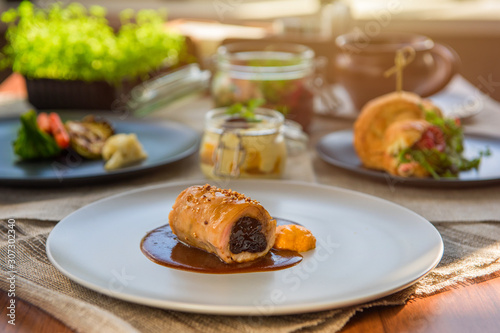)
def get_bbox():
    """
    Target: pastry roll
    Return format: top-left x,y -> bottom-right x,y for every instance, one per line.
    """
353,91 -> 441,170
382,119 -> 443,177
168,184 -> 276,264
